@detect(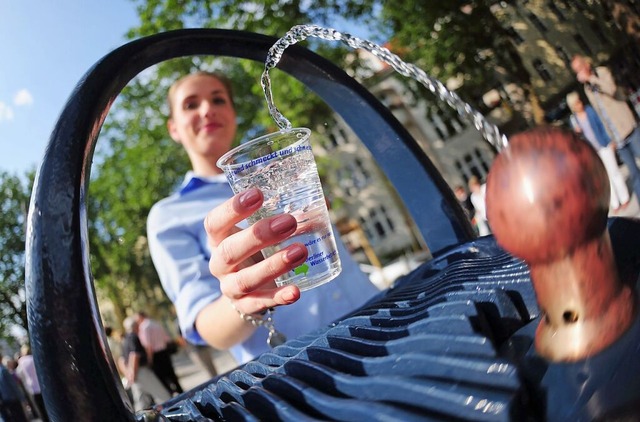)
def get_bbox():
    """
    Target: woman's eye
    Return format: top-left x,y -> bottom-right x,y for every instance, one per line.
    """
184,101 -> 198,110
213,97 -> 227,105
